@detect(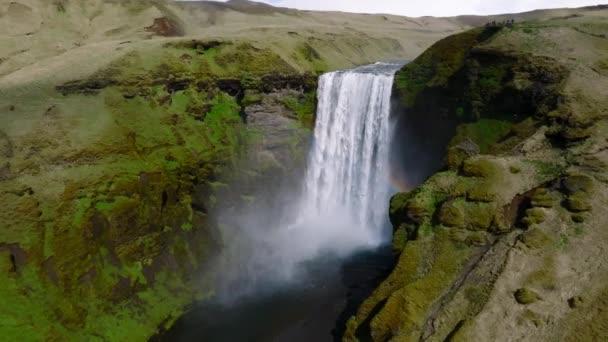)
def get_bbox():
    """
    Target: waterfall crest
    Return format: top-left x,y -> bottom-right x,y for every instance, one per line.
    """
287,62 -> 402,253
